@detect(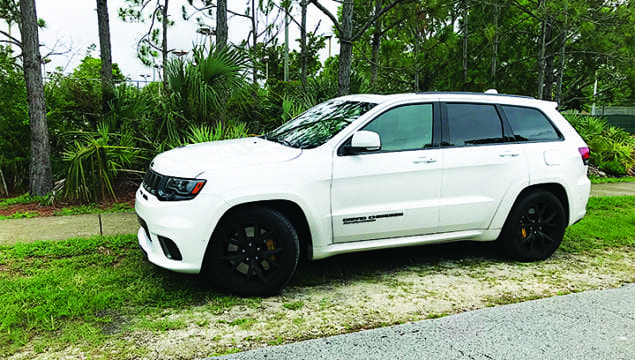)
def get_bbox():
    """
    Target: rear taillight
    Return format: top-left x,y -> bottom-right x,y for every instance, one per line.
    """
578,147 -> 590,166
